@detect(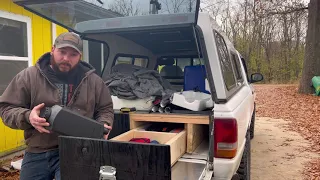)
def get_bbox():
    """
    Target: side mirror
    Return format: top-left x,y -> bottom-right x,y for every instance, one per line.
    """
250,73 -> 264,83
